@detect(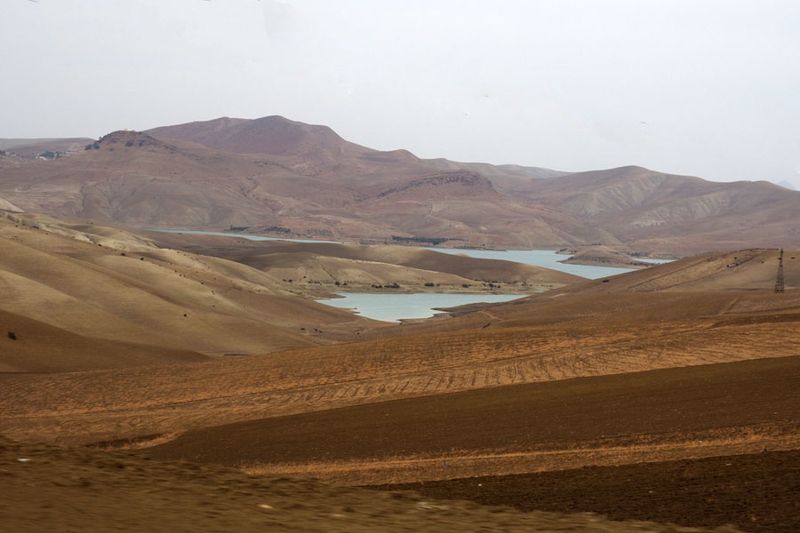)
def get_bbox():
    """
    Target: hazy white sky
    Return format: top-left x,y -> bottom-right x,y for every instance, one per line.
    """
2,0 -> 799,186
